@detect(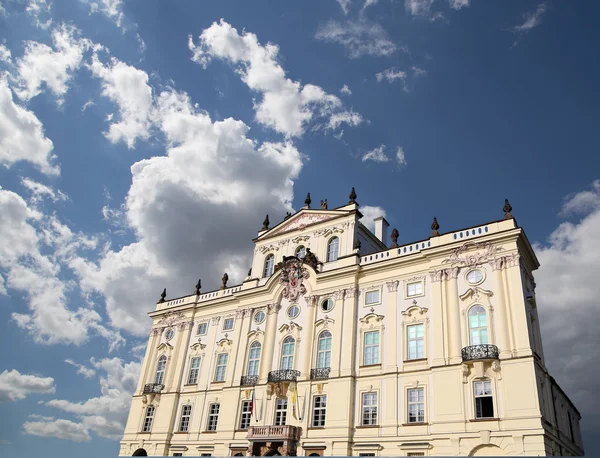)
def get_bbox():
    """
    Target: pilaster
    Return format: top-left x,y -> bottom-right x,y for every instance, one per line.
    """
340,287 -> 359,377
302,295 -> 319,379
385,280 -> 399,372
429,270 -> 446,366
444,267 -> 462,364
490,259 -> 511,358
259,303 -> 280,383
329,289 -> 346,378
